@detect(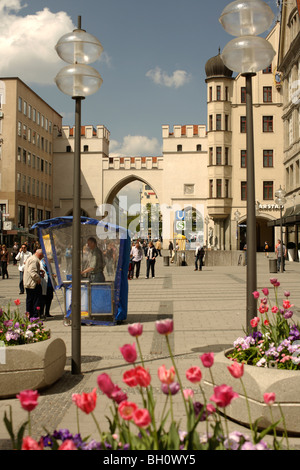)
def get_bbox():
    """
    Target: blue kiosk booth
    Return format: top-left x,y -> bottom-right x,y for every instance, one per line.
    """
31,217 -> 131,325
